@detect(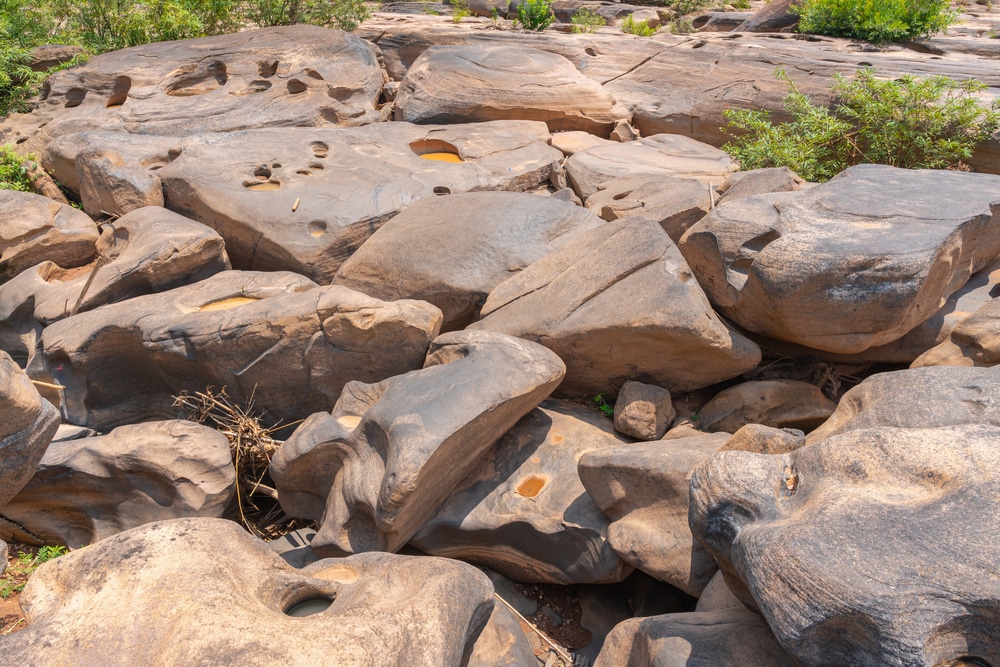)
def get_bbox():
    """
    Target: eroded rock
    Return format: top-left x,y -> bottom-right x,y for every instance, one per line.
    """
0,190 -> 99,282
613,381 -> 674,441
584,175 -> 712,243
696,380 -> 837,434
